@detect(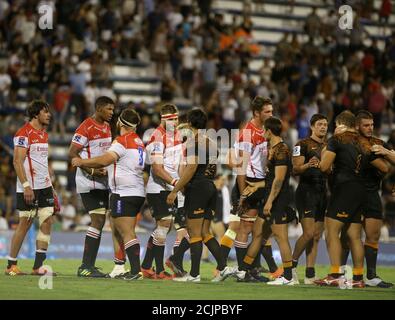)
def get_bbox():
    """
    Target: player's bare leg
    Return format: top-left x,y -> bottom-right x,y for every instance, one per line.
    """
5,216 -> 33,275
108,215 -> 128,278
346,223 -> 365,287
152,218 -> 173,279
219,219 -> 240,263
292,217 -> 315,283
166,227 -> 189,277
267,223 -> 295,285
304,221 -> 324,283
363,218 -> 393,287
113,216 -> 142,280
